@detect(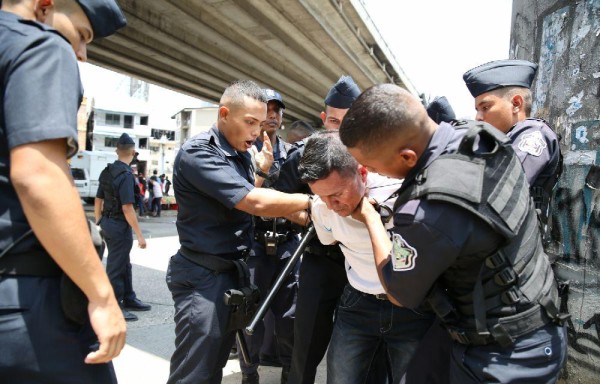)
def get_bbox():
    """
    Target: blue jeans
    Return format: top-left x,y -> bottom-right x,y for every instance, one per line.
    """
450,323 -> 567,383
327,284 -> 434,384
